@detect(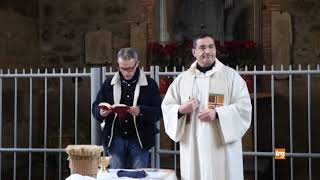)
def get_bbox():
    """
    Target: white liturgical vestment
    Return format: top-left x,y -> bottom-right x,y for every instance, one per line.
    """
161,59 -> 252,180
